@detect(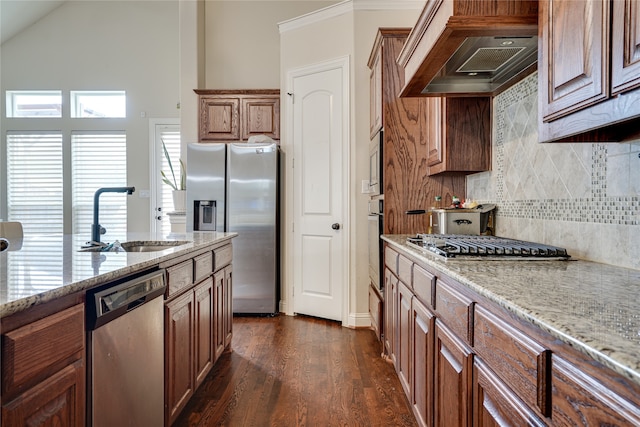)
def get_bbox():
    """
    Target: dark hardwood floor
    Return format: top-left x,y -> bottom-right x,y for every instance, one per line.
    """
174,315 -> 417,427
